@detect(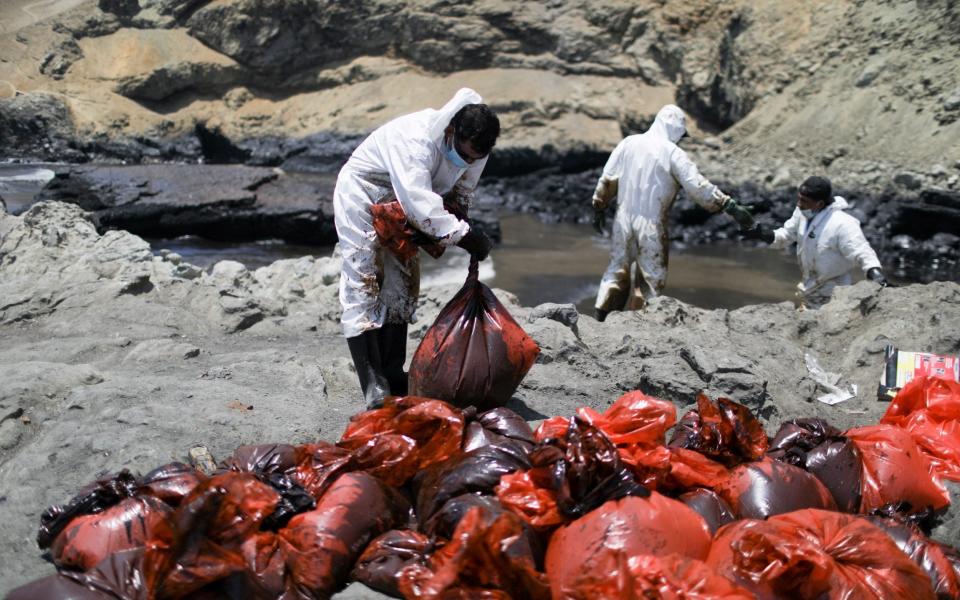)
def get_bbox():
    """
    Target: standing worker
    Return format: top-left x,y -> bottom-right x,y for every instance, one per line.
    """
591,104 -> 754,321
334,88 -> 498,408
743,175 -> 886,308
